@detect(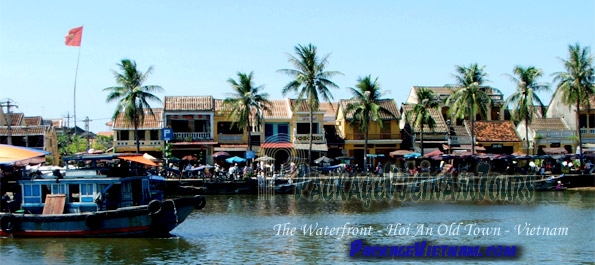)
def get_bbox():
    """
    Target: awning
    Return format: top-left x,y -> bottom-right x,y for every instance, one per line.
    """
261,142 -> 294,149
119,155 -> 158,166
543,147 -> 568,155
172,141 -> 217,146
294,143 -> 328,151
453,145 -> 486,151
214,144 -> 248,151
